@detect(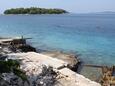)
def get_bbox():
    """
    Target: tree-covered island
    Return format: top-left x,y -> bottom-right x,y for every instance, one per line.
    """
4,7 -> 68,14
